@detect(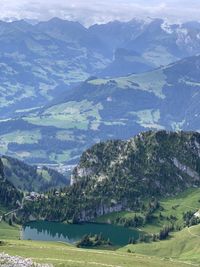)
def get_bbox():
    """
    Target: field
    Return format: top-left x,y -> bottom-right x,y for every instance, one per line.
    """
25,100 -> 103,130
122,224 -> 200,265
0,222 -> 20,240
0,218 -> 199,267
0,239 -> 192,267
0,218 -> 195,267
